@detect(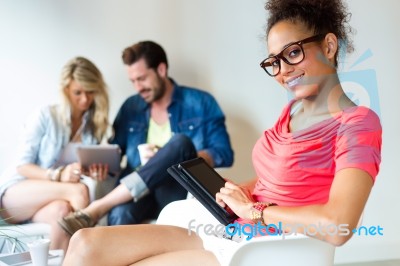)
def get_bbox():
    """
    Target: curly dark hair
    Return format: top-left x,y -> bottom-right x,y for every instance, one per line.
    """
265,0 -> 354,63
